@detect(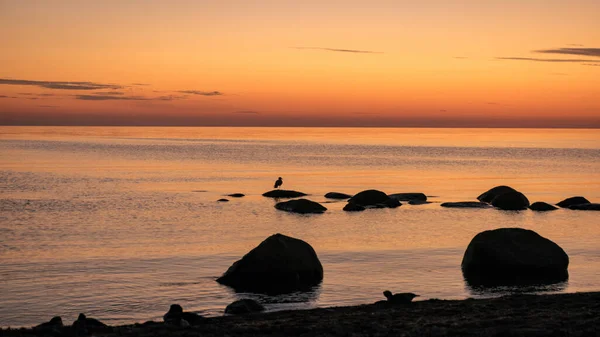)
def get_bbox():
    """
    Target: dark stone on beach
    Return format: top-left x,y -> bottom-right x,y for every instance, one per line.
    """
73,313 -> 108,334
275,199 -> 327,214
491,191 -> 530,210
164,304 -> 204,326
343,203 -> 366,212
217,198 -> 229,202
262,190 -> 307,198
477,185 -> 518,203
529,202 -> 558,211
569,203 -> 600,211
216,233 -> 323,293
348,189 -> 400,209
228,193 -> 245,198
462,228 -> 569,286
33,316 -> 63,330
441,201 -> 491,208
225,299 -> 265,315
324,192 -> 352,199
389,193 -> 427,202
557,196 -> 590,208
